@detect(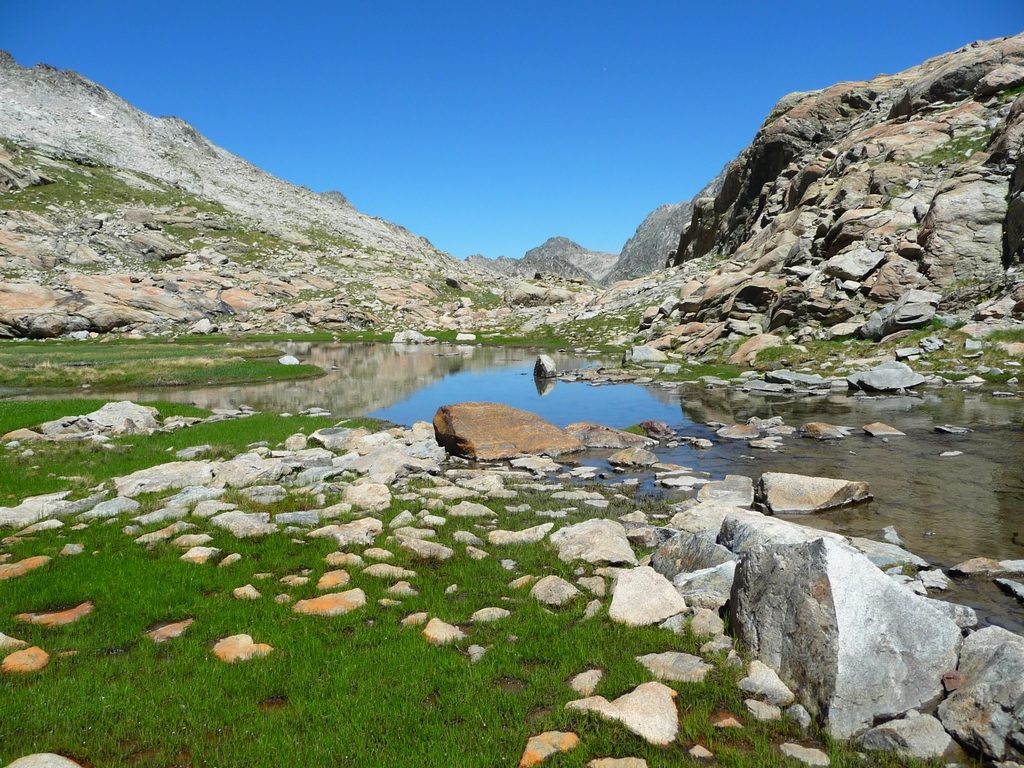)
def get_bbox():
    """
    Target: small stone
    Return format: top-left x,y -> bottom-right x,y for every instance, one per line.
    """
218,552 -> 241,567
422,617 -> 466,645
401,612 -> 429,627
327,551 -> 366,566
279,574 -> 309,587
566,682 -> 679,745
212,634 -> 273,663
2,646 -> 49,674
779,743 -> 830,766
738,660 -> 795,705
690,607 -> 725,637
608,566 -> 686,626
316,569 -> 350,590
471,607 -> 511,623
16,601 -> 93,627
519,731 -> 579,767
181,546 -> 221,565
0,555 -> 51,581
588,759 -> 648,768
293,589 -> 366,616
363,563 -> 417,580
570,668 -> 604,696
710,711 -> 742,729
232,584 -> 261,600
745,698 -> 782,721
786,703 -> 813,730
388,581 -> 418,597
636,651 -> 712,682
60,544 -> 84,556
530,575 -> 581,607
467,644 -> 487,663
584,599 -> 602,619
146,618 -> 194,643
688,745 -> 713,760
